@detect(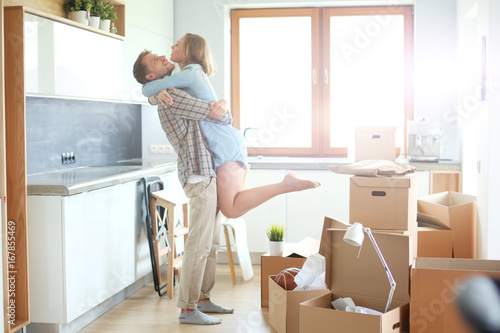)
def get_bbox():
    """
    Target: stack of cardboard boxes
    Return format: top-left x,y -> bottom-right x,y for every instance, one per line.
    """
267,173 -> 418,333
260,124 -> 500,331
265,159 -> 497,332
